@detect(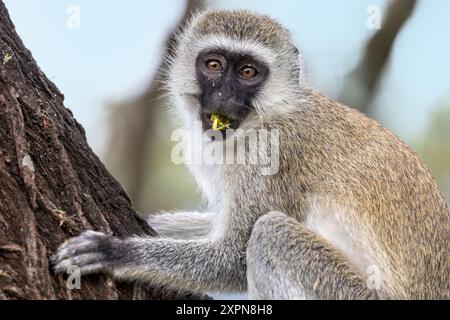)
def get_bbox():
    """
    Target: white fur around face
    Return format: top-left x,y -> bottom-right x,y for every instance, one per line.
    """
167,31 -> 304,127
